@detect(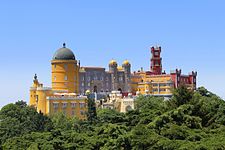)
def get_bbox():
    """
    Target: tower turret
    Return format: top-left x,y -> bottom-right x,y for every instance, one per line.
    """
122,60 -> 131,92
189,71 -> 197,90
150,46 -> 162,75
30,74 -> 39,107
109,59 -> 118,90
51,43 -> 79,93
